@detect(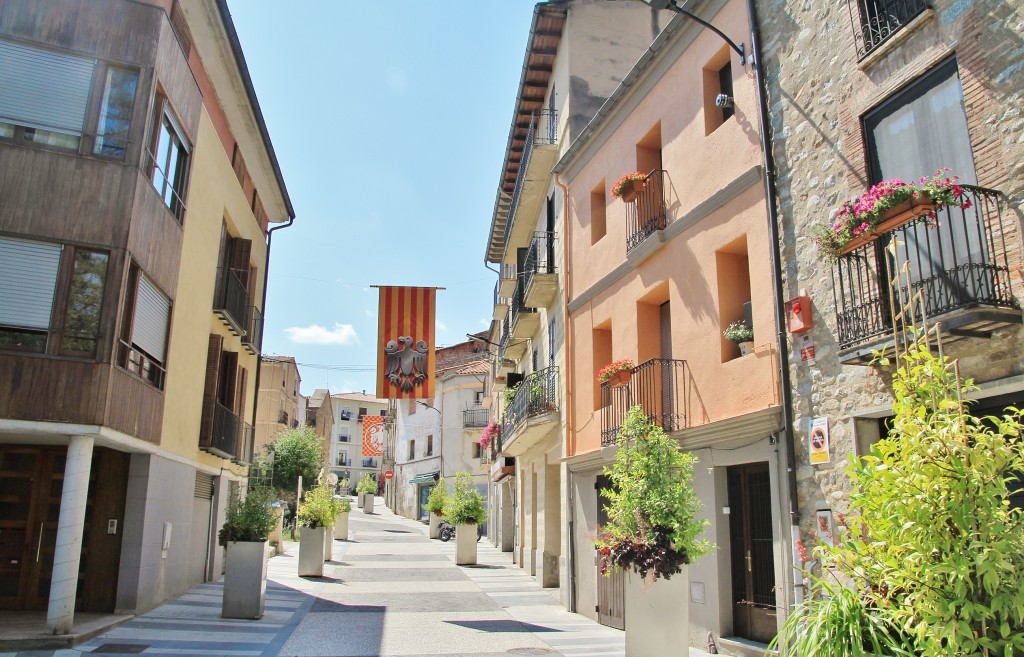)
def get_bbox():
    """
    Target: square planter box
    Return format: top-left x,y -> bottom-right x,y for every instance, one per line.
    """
624,568 -> 689,657
428,512 -> 442,539
334,512 -> 349,541
324,523 -> 334,561
455,524 -> 478,565
298,526 -> 326,577
222,541 -> 268,619
363,494 -> 375,514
